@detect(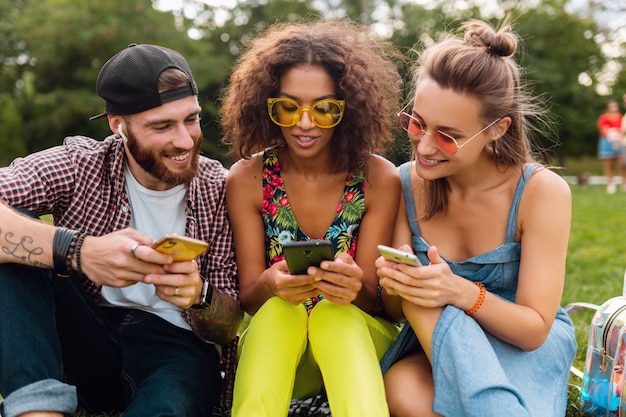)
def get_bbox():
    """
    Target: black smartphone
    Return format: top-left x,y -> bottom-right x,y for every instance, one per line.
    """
377,244 -> 422,266
283,240 -> 334,275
